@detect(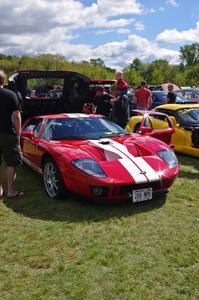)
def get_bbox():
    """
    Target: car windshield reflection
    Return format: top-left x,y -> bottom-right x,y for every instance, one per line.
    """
176,109 -> 199,124
42,117 -> 127,140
